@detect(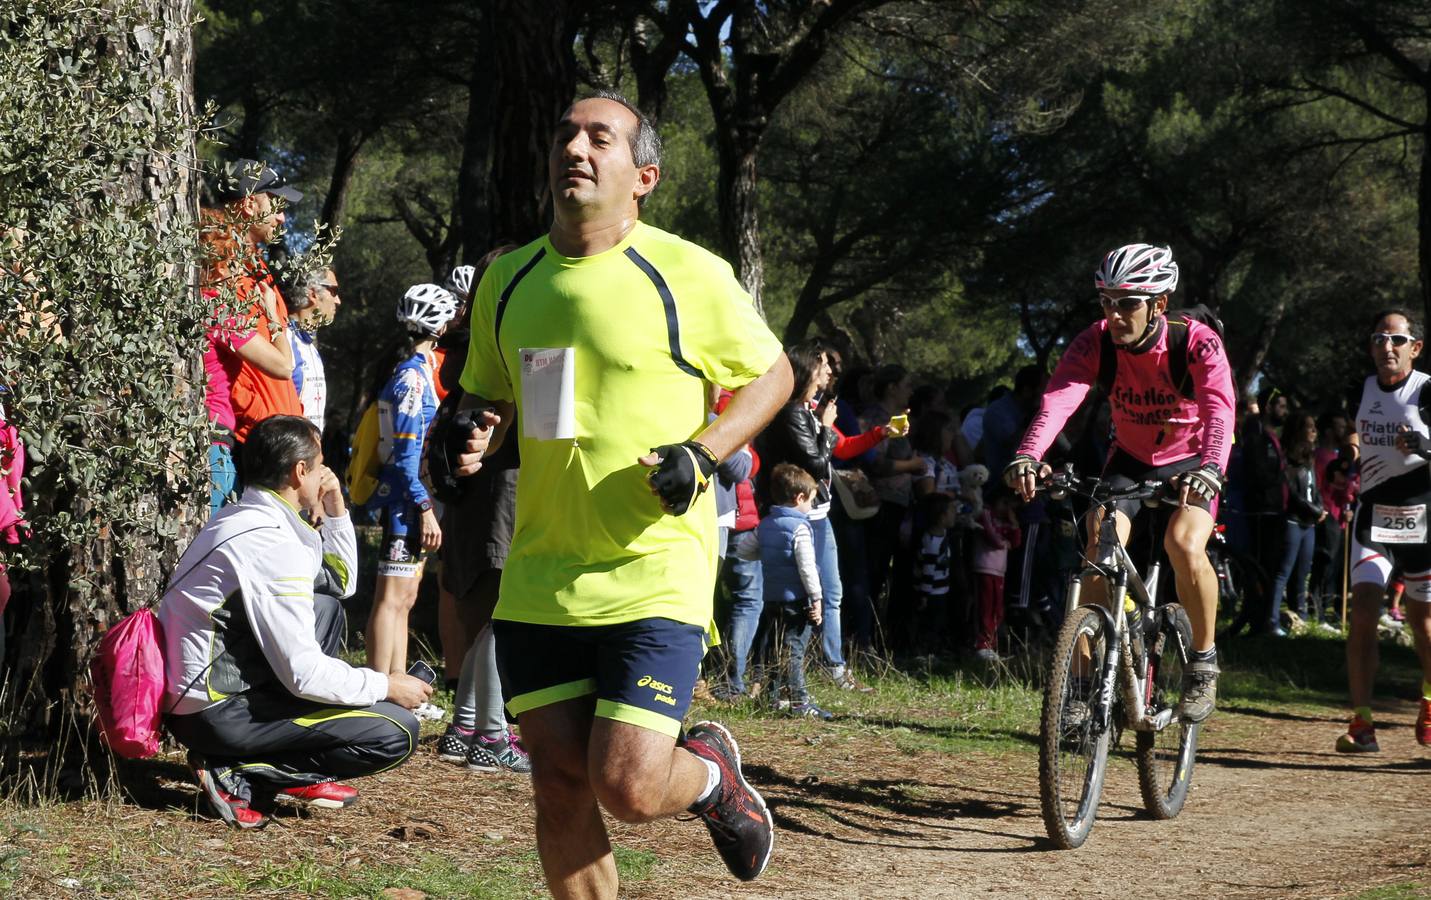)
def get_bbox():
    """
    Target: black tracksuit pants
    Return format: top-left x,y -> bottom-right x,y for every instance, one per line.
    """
166,593 -> 419,802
